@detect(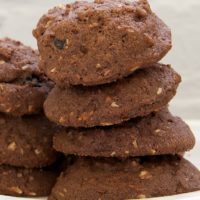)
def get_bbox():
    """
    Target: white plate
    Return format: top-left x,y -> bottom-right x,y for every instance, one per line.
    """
0,120 -> 200,200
